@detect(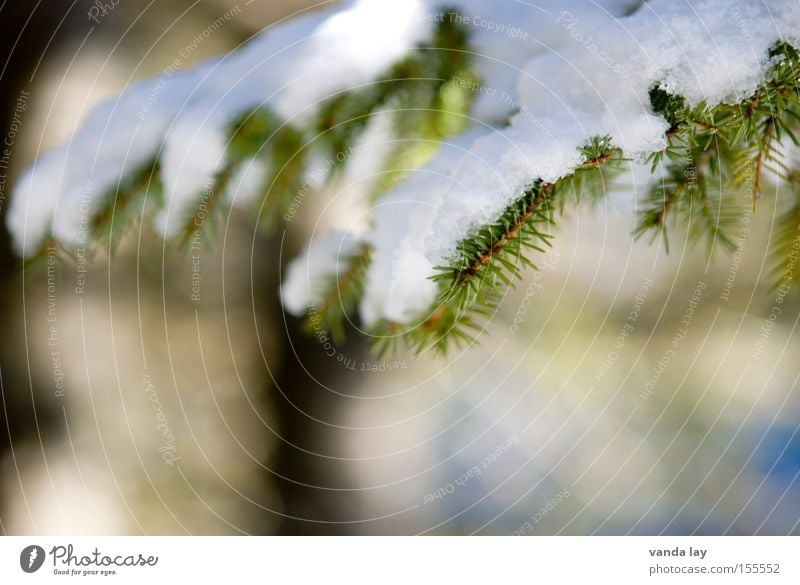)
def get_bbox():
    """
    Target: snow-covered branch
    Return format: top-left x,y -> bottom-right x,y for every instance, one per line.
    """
8,0 -> 800,353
